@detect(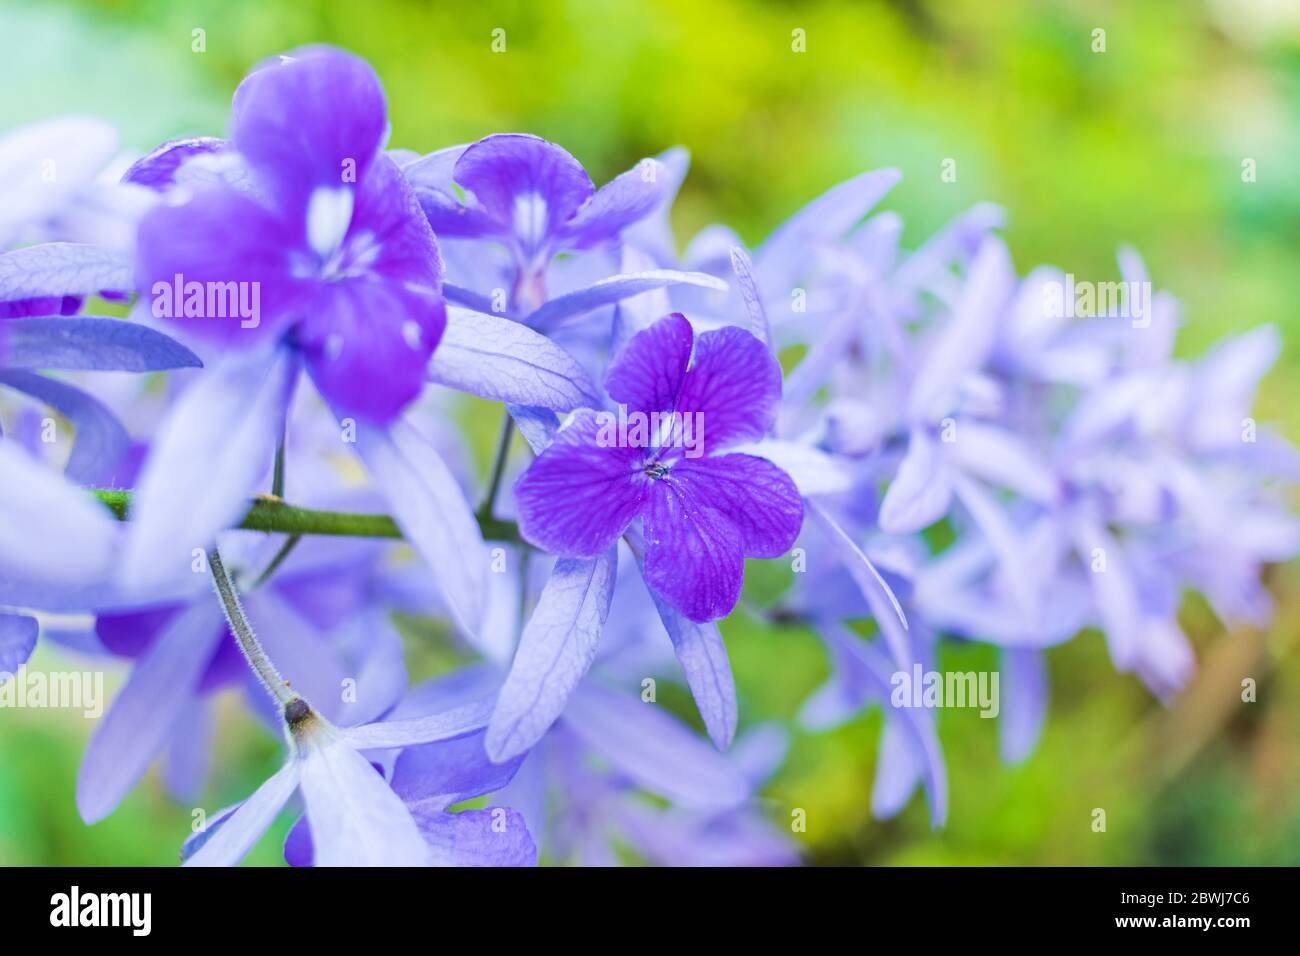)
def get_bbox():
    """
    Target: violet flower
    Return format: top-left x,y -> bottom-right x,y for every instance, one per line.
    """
514,311 -> 804,623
